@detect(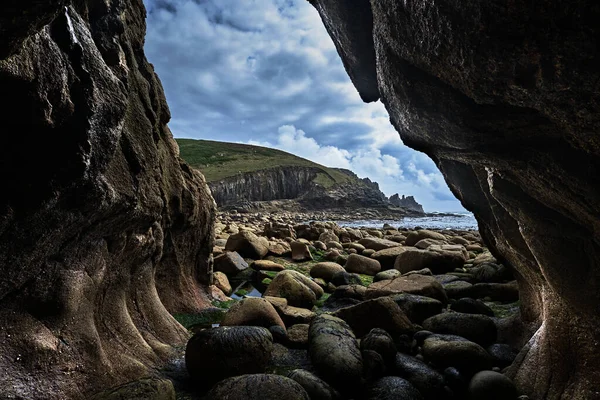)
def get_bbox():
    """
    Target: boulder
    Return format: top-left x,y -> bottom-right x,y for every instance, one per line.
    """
263,222 -> 296,240
360,328 -> 397,367
264,270 -> 323,308
362,249 -> 376,257
392,293 -> 444,324
333,297 -> 414,337
344,253 -> 382,275
319,230 -> 340,243
288,369 -> 341,400
358,237 -> 402,251
327,241 -> 344,251
366,377 -> 424,400
450,298 -> 495,317
287,324 -> 310,349
405,230 -> 447,246
214,252 -> 249,275
347,242 -> 366,252
487,344 -> 518,369
423,313 -> 497,347
310,262 -> 346,282
324,249 -> 341,261
269,241 -> 292,257
371,246 -> 409,270
374,269 -> 401,282
213,271 -> 232,295
414,238 -> 446,249
366,275 -> 448,303
362,349 -> 387,381
278,304 -> 316,326
185,326 -> 273,387
468,371 -> 518,400
291,241 -> 313,262
403,268 -> 433,277
313,240 -> 327,251
207,374 -> 309,400
225,231 -> 269,259
422,335 -> 492,373
394,248 -> 465,274
221,297 -> 285,331
444,281 -> 474,299
465,282 -> 520,302
330,270 -> 363,287
309,315 -> 363,393
251,260 -> 285,272
393,353 -> 447,400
